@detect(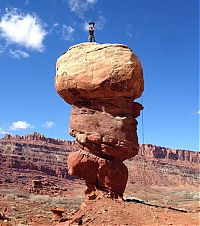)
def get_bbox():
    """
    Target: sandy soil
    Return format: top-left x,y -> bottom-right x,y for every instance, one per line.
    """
0,169 -> 199,226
